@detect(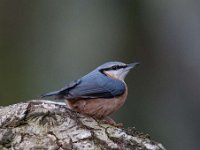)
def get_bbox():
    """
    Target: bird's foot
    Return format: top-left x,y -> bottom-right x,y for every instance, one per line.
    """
99,117 -> 123,128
